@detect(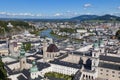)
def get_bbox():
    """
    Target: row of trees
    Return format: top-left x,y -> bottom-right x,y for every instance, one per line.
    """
59,28 -> 75,33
